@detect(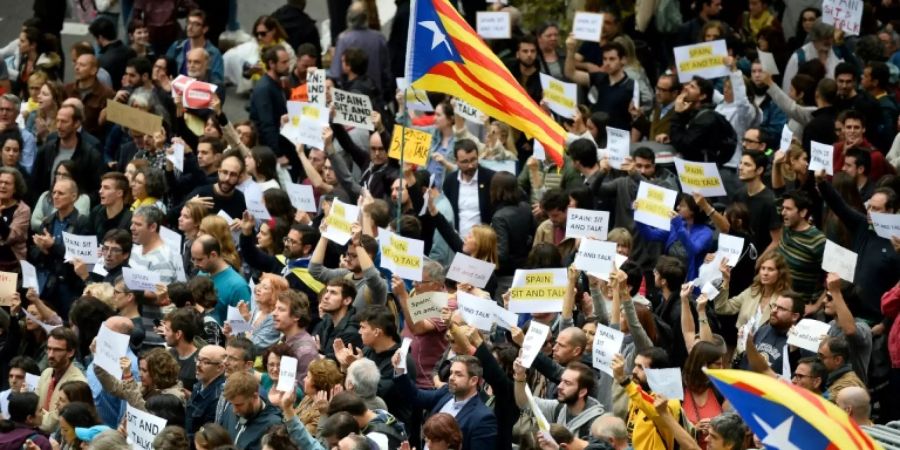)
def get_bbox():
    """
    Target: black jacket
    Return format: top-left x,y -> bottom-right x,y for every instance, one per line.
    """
88,205 -> 133,241
670,106 -> 737,166
474,342 -> 517,450
31,133 -> 105,207
28,210 -> 92,311
491,201 -> 534,275
802,106 -> 838,153
314,307 -> 362,361
250,74 -> 289,157
98,40 -> 137,91
271,5 -> 321,56
442,166 -> 496,232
